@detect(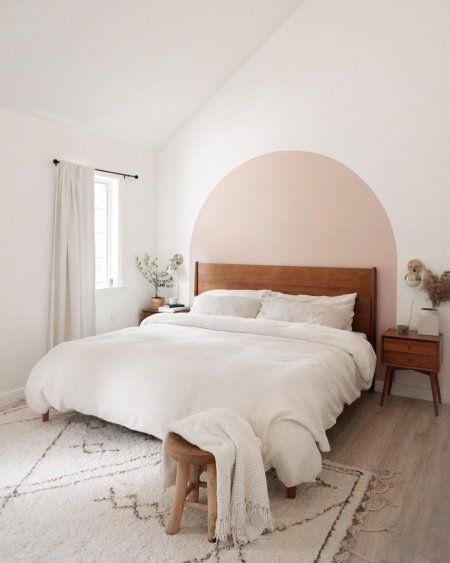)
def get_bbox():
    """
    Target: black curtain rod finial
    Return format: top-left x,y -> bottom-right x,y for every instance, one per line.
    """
52,158 -> 138,179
